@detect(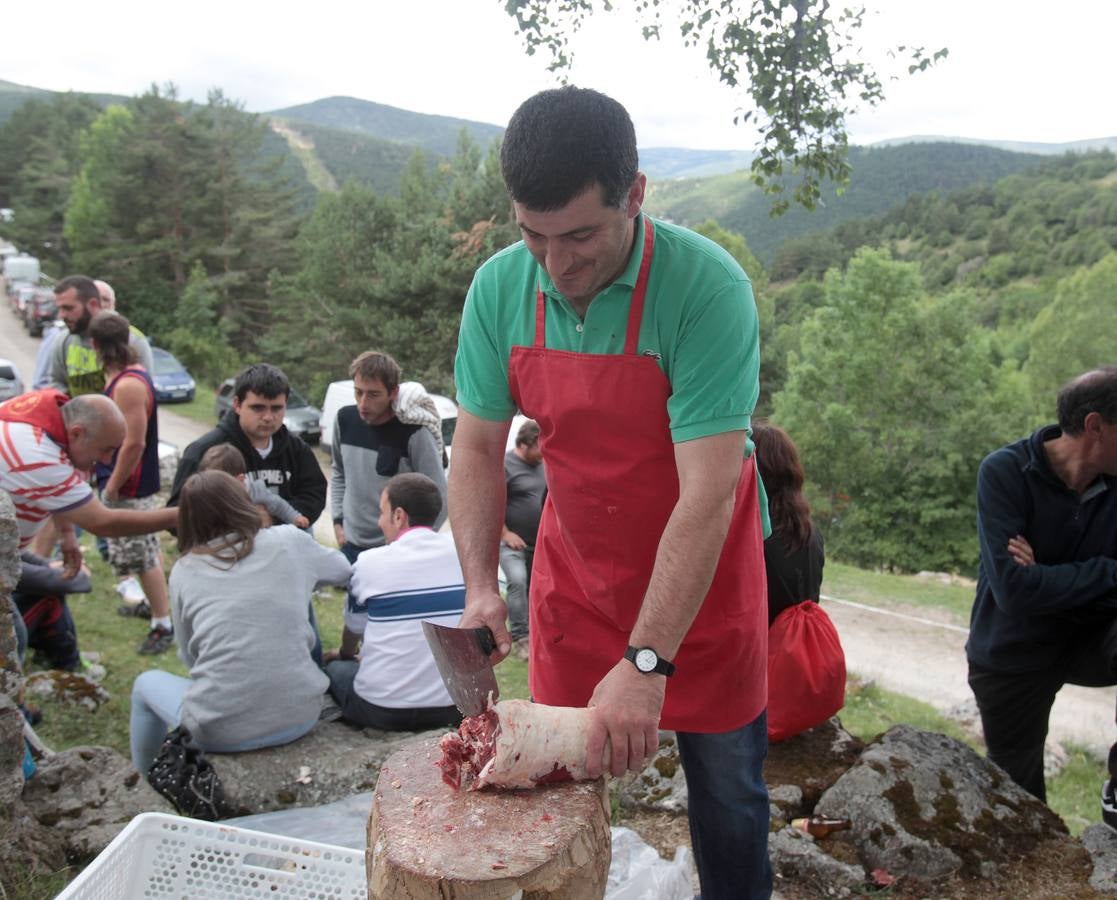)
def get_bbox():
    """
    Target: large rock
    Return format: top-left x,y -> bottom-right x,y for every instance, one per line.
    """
614,732 -> 688,813
1083,824 -> 1117,894
0,693 -> 24,809
0,490 -> 22,702
210,721 -> 449,815
768,827 -> 866,895
614,718 -> 862,820
765,717 -> 864,822
816,724 -> 1068,882
21,745 -> 175,862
